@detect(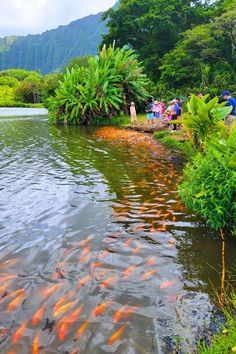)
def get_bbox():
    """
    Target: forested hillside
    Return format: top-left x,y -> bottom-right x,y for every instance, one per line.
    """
0,13 -> 107,74
102,0 -> 236,95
